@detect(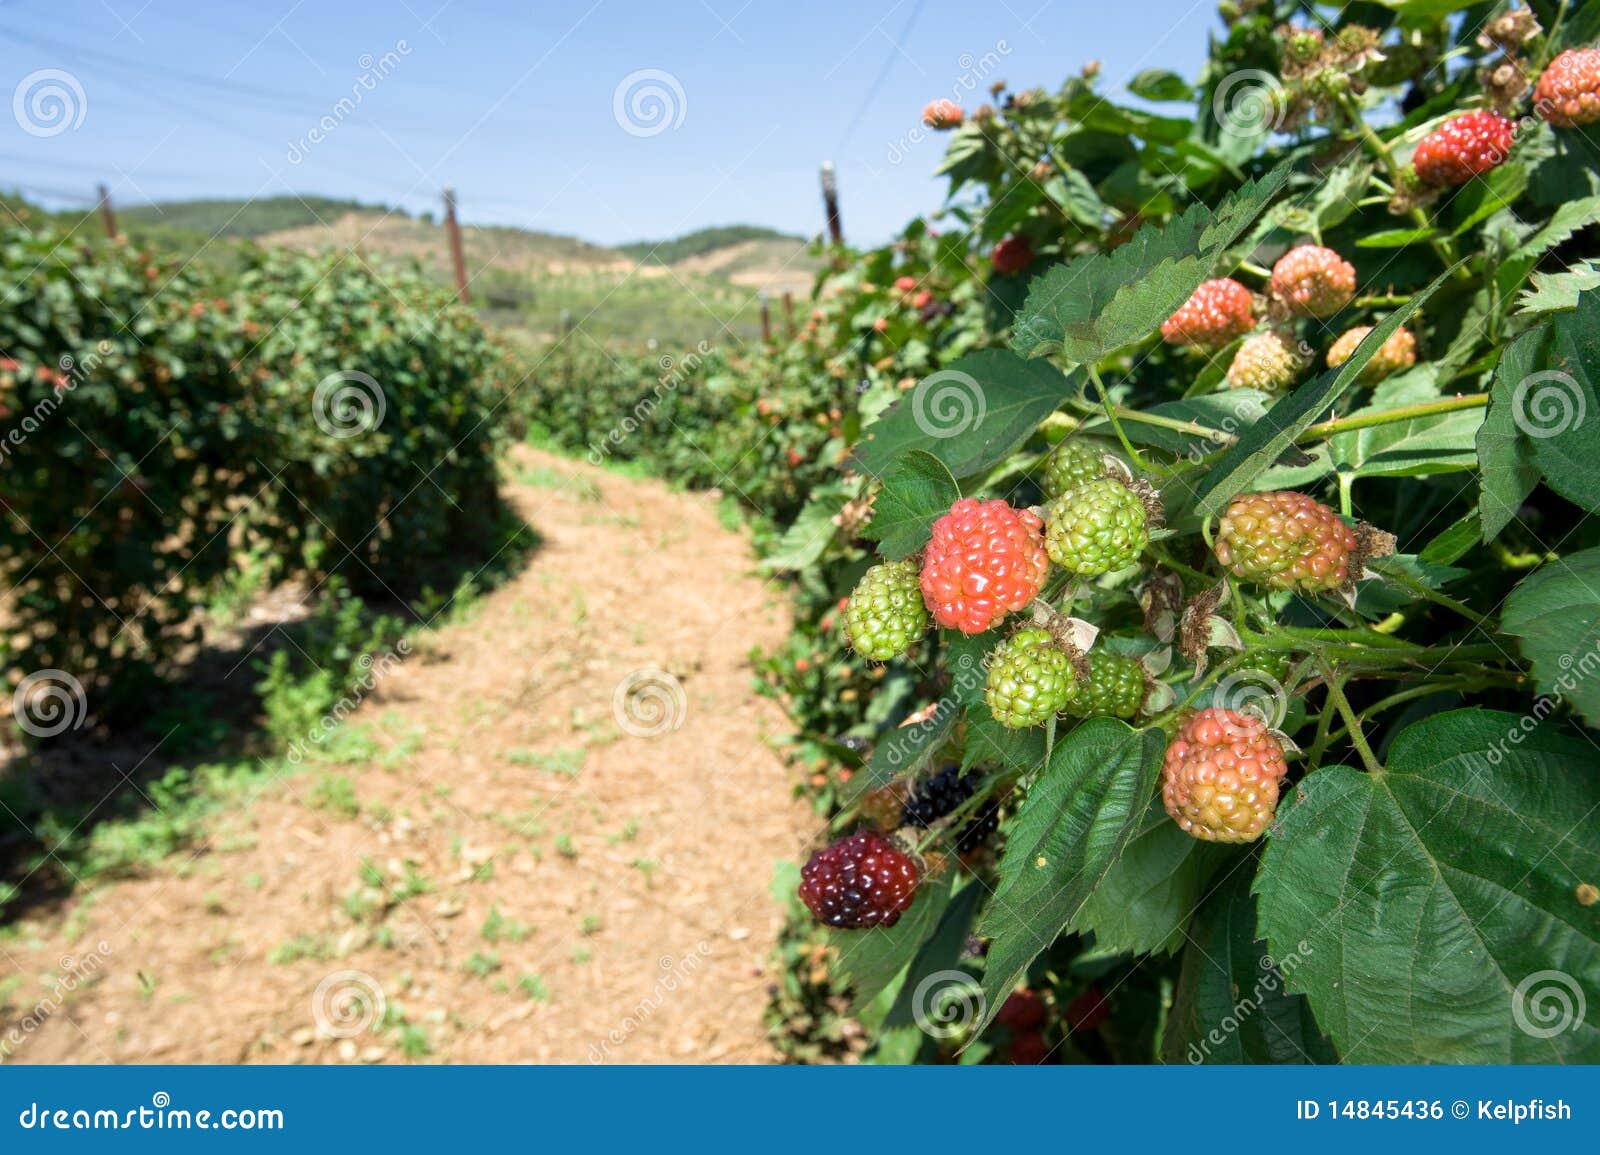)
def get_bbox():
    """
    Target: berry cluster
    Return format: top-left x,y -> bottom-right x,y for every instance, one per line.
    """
1160,278 -> 1255,347
1535,48 -> 1600,128
1326,325 -> 1417,382
1161,708 -> 1290,843
1270,245 -> 1357,318
920,498 -> 1050,635
985,626 -> 1077,729
1226,331 -> 1302,392
1412,111 -> 1515,186
798,831 -> 922,929
1214,490 -> 1357,593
